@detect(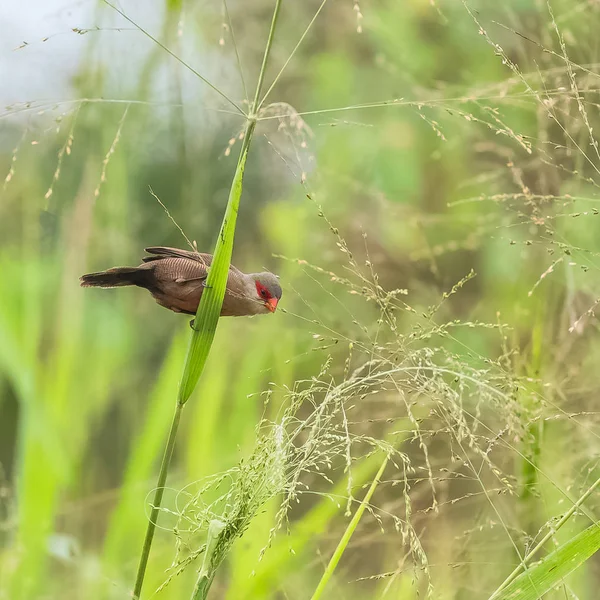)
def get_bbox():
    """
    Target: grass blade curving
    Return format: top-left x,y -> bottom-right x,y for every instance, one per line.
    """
178,117 -> 255,405
491,523 -> 600,600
